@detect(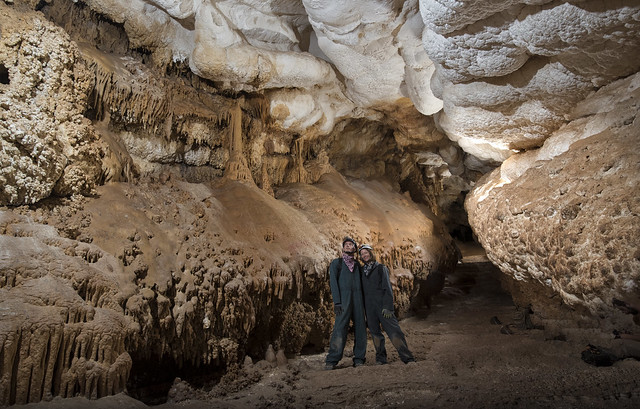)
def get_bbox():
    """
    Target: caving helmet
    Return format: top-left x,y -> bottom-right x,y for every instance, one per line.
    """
358,244 -> 375,261
342,236 -> 357,253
